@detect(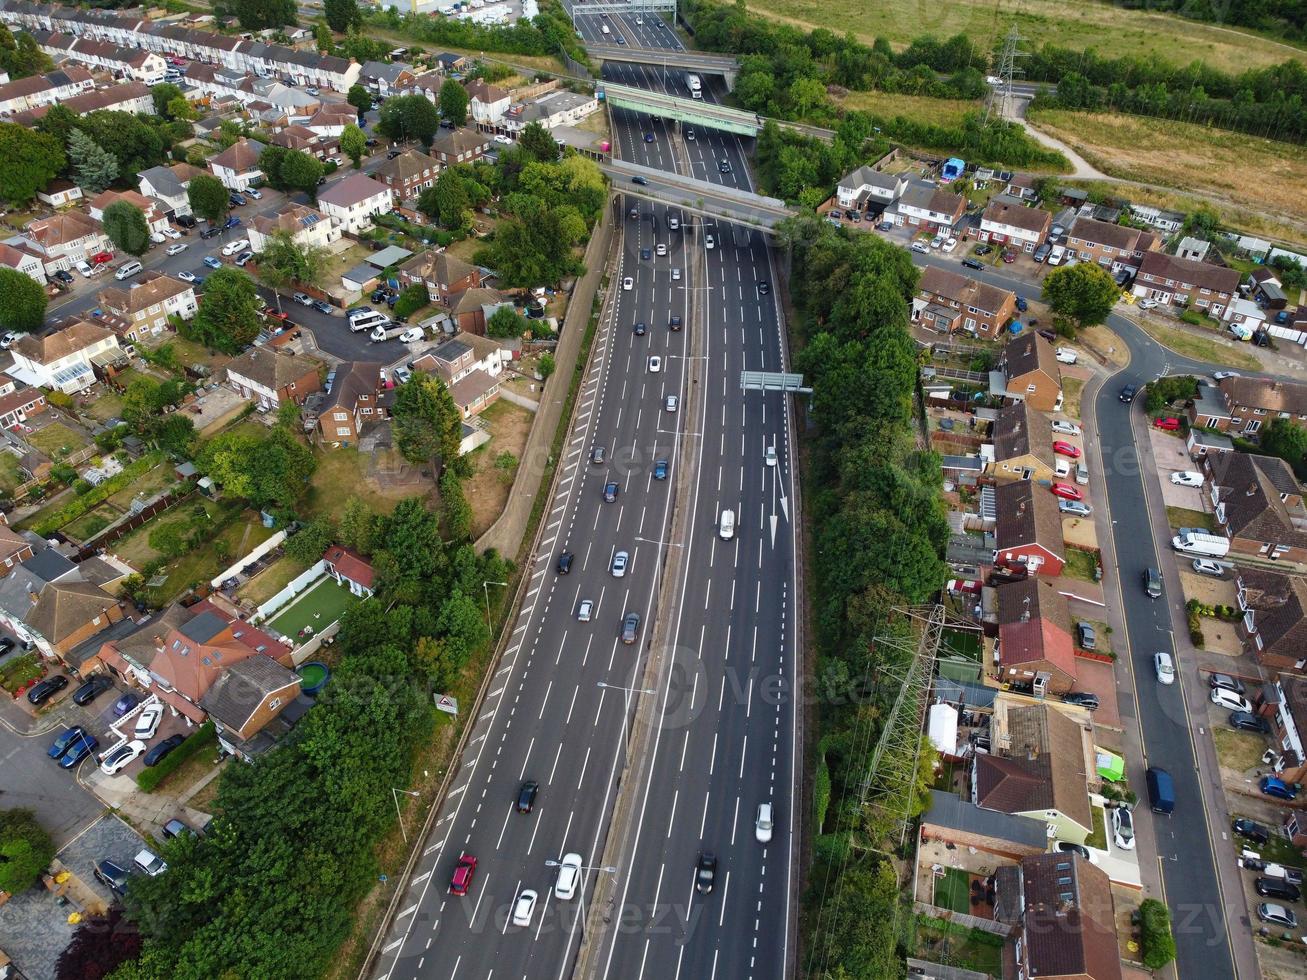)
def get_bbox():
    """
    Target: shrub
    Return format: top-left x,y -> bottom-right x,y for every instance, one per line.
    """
47,390 -> 73,409
1139,898 -> 1177,969
0,809 -> 55,894
33,453 -> 163,536
135,722 -> 216,792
